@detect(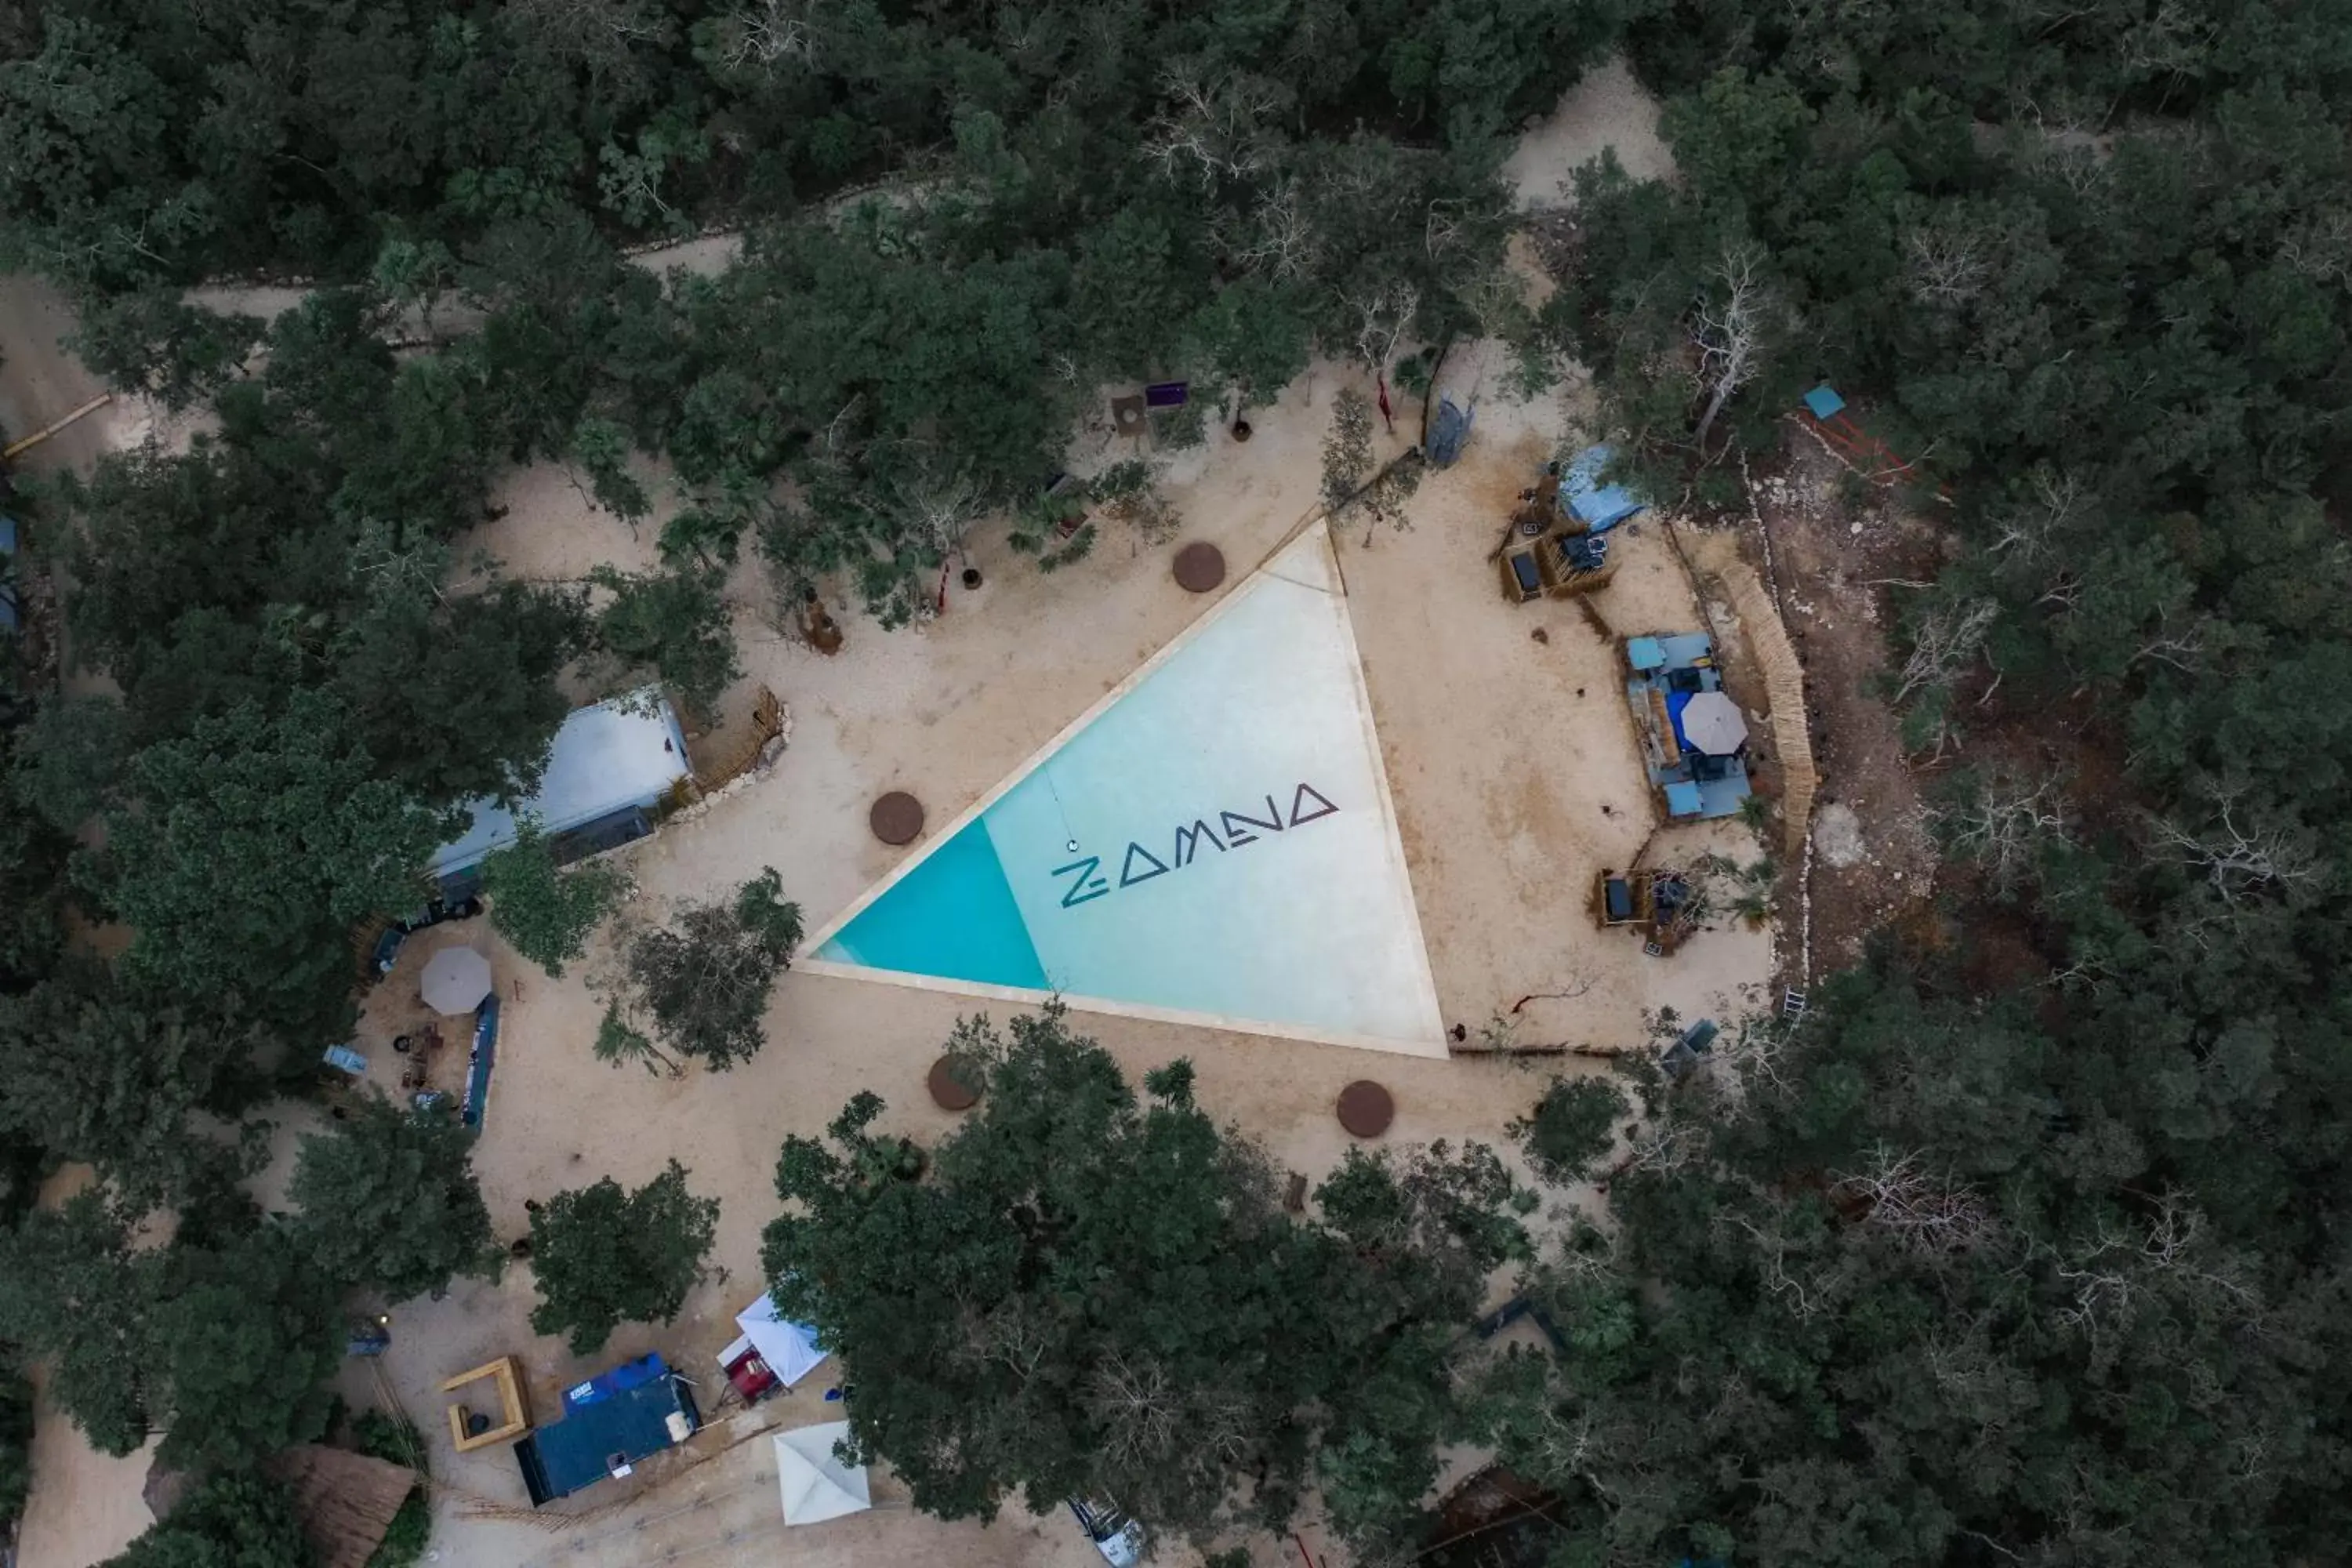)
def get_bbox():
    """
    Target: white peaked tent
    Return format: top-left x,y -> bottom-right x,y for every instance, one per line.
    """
774,1423 -> 871,1526
735,1293 -> 829,1387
